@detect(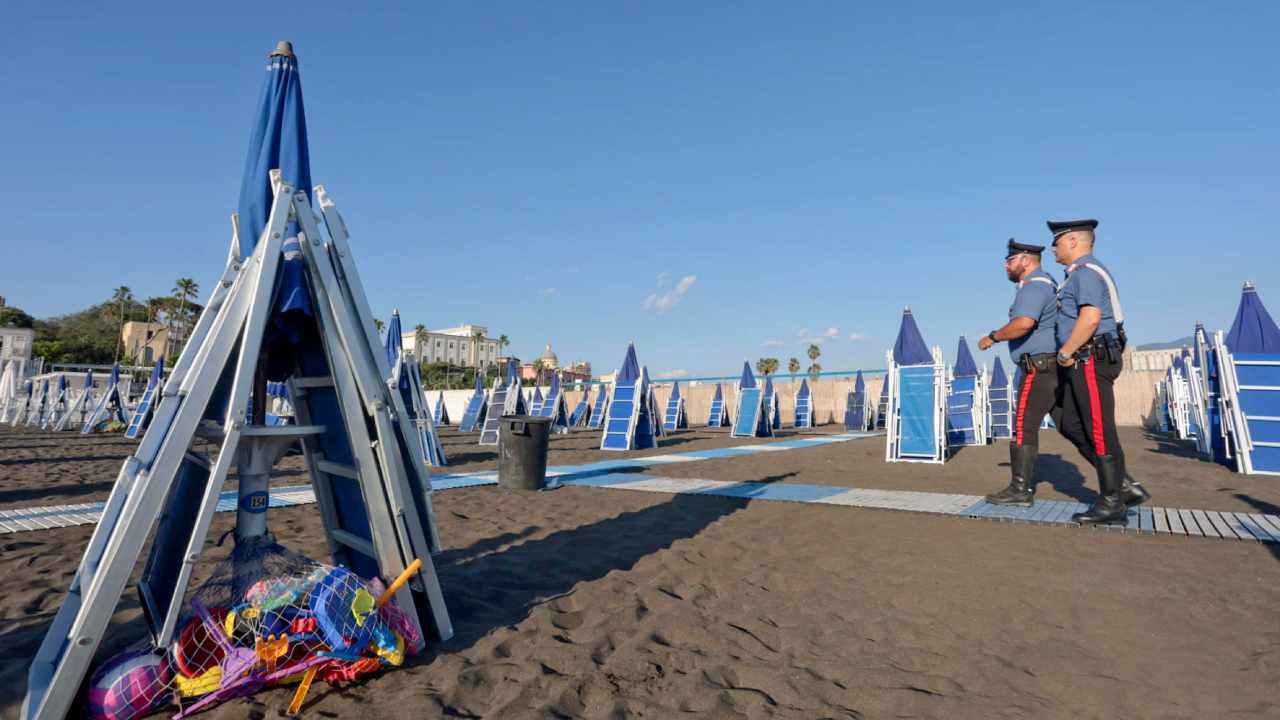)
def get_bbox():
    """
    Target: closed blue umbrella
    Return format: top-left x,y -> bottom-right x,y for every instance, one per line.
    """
953,336 -> 978,377
385,310 -> 403,366
616,344 -> 641,386
1225,282 -> 1280,354
238,41 -> 313,320
739,361 -> 756,389
893,308 -> 932,365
